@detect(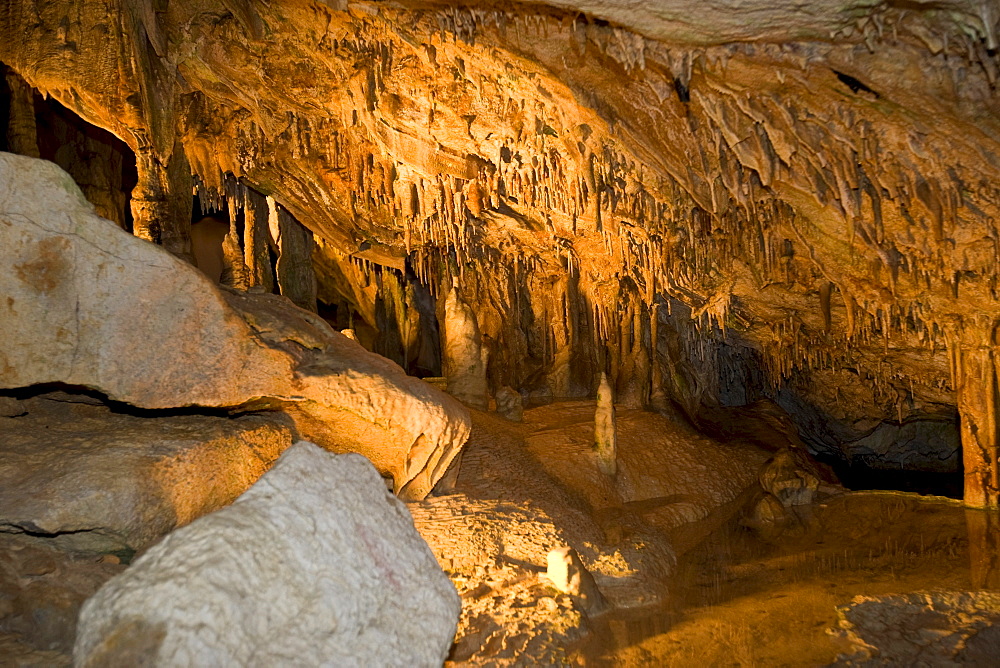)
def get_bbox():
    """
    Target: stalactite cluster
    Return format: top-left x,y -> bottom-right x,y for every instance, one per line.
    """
2,0 -> 998,503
